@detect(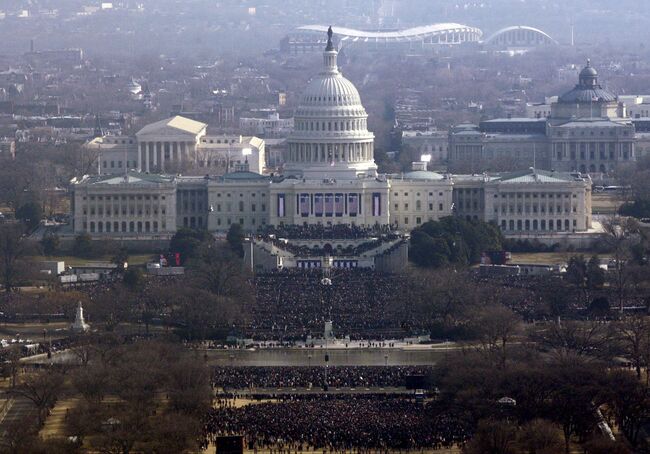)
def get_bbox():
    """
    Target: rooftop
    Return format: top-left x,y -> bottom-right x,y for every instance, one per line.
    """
136,115 -> 207,136
75,172 -> 176,186
297,23 -> 481,41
